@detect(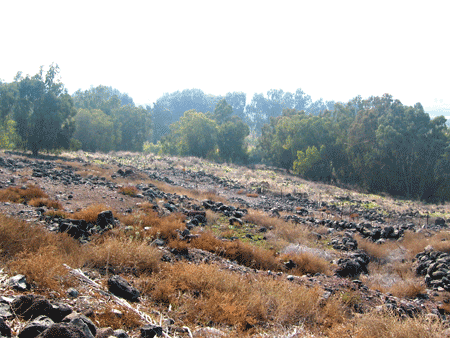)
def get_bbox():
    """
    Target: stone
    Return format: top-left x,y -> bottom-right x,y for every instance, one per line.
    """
62,313 -> 97,337
97,211 -> 115,229
0,317 -> 11,337
6,274 -> 28,291
36,323 -> 89,338
140,324 -> 163,338
18,315 -> 54,338
107,275 -> 140,302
